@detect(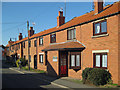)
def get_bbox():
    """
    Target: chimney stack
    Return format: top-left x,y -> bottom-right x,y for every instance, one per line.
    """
57,11 -> 65,27
94,0 -> 103,14
28,27 -> 34,37
19,33 -> 23,40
